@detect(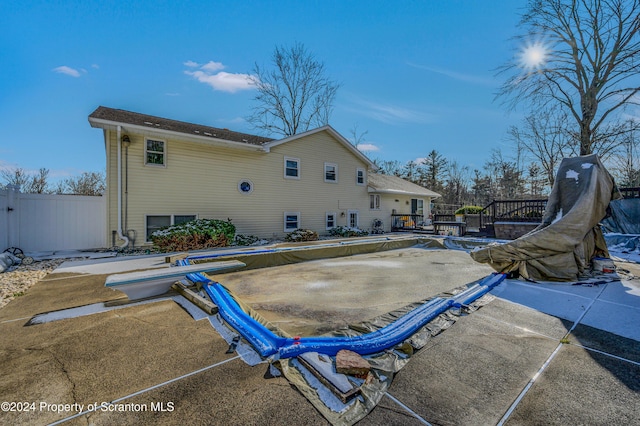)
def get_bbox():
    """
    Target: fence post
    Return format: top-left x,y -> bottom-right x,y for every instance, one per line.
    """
5,185 -> 20,249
